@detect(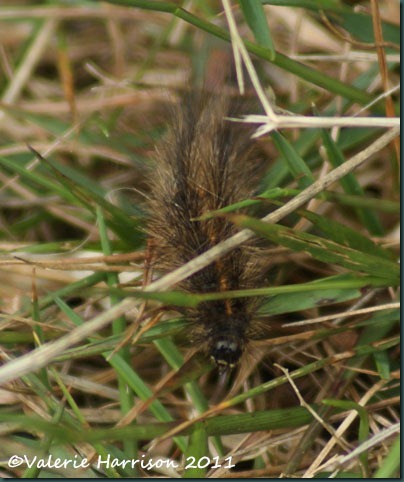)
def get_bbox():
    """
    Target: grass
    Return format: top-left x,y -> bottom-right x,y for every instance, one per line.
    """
0,0 -> 400,478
